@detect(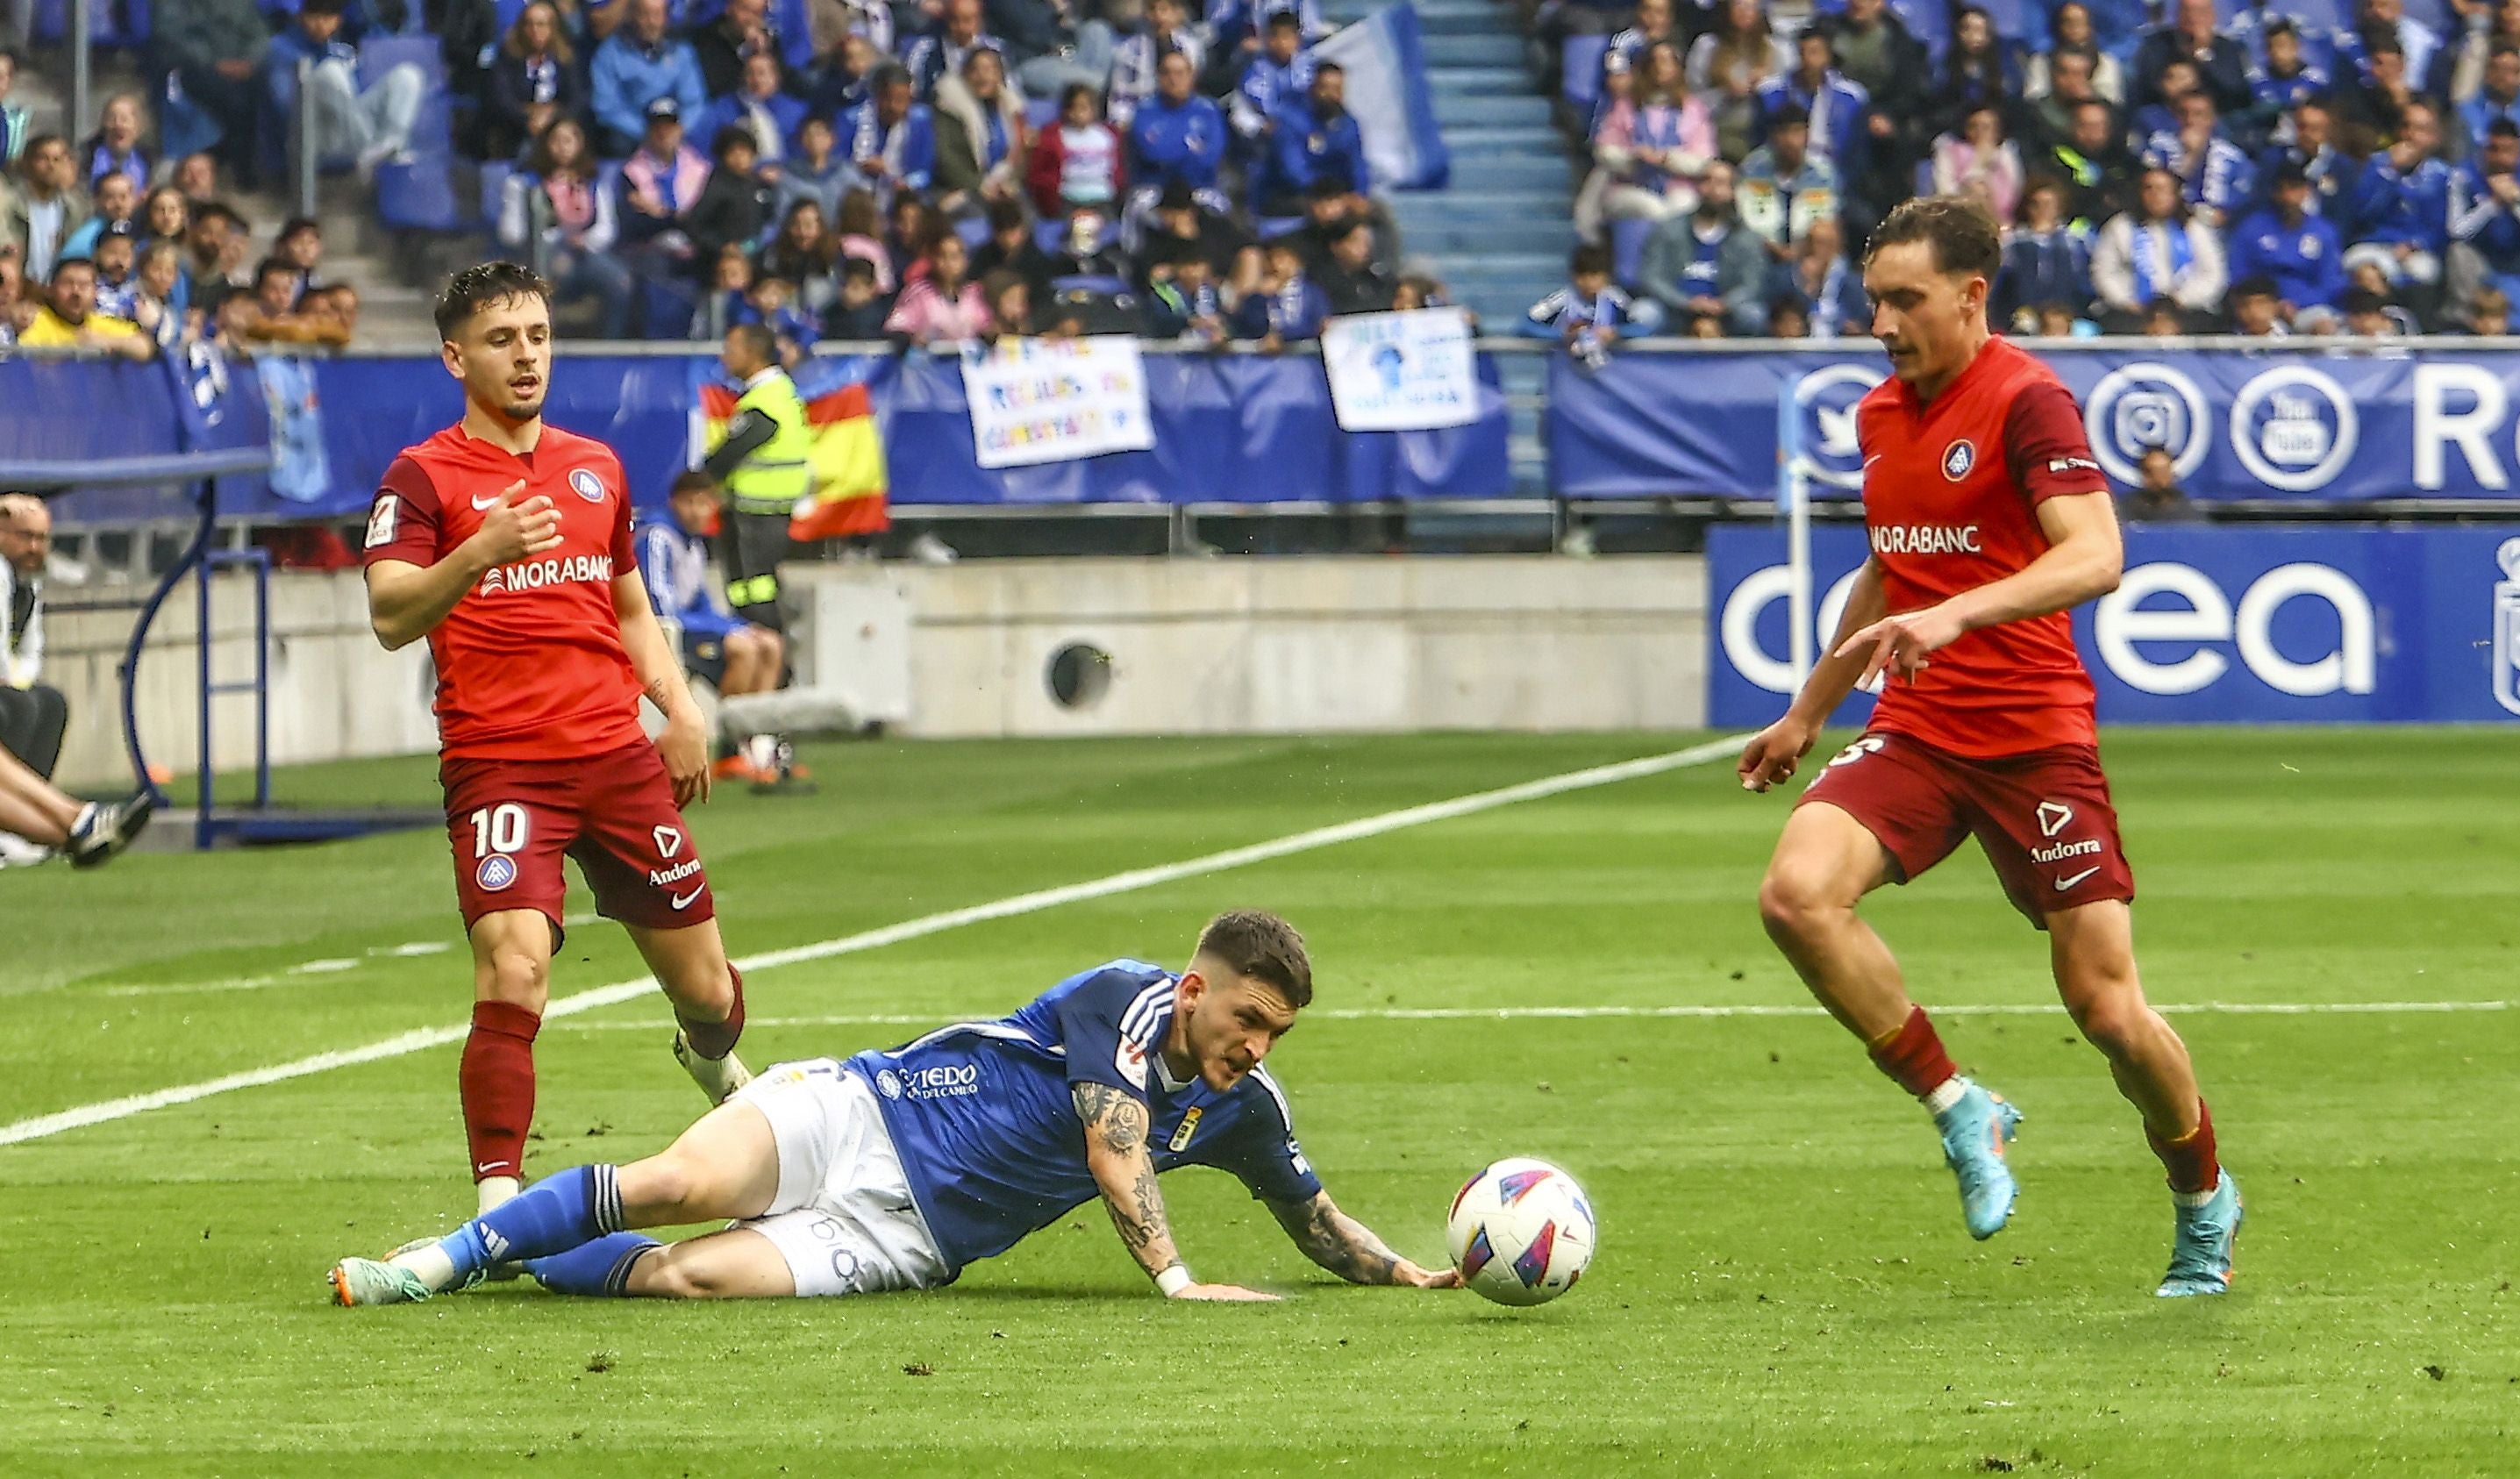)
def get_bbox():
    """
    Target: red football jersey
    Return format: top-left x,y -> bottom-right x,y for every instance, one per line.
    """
1853,335 -> 2109,758
361,424 -> 646,761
